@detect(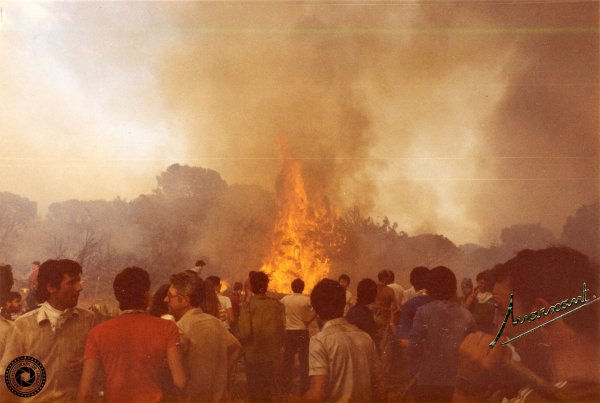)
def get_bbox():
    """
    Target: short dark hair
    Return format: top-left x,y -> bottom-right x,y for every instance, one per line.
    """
311,279 -> 345,321
170,271 -> 204,307
32,261 -> 41,267
291,278 -> 305,293
428,266 -> 457,300
206,276 -> 221,287
249,271 -> 269,294
377,270 -> 390,283
493,247 -> 599,337
36,260 -> 82,303
356,278 -> 377,305
388,270 -> 395,282
195,260 -> 206,267
338,274 -> 350,284
233,282 -> 243,291
0,265 -> 14,305
113,267 -> 151,310
410,266 -> 430,291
